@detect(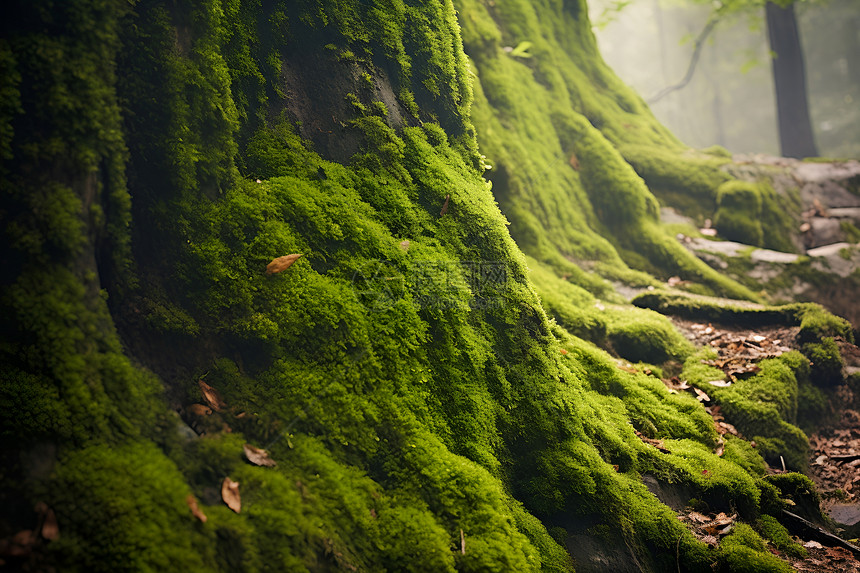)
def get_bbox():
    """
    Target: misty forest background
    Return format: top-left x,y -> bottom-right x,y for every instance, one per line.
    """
592,0 -> 859,158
